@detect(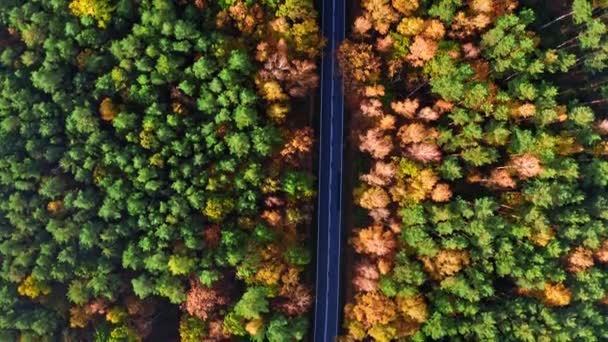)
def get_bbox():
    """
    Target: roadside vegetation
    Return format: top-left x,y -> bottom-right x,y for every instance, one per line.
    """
339,0 -> 608,340
0,0 -> 321,340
